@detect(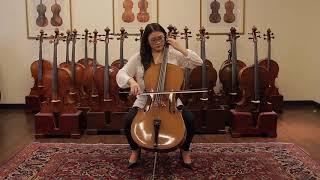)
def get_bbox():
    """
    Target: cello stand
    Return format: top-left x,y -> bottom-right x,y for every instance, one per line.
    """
230,109 -> 278,137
